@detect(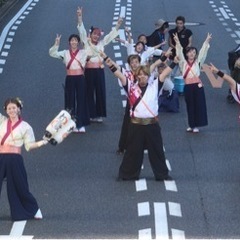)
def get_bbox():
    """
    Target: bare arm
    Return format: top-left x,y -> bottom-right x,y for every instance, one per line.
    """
209,63 -> 236,92
100,51 -> 127,86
